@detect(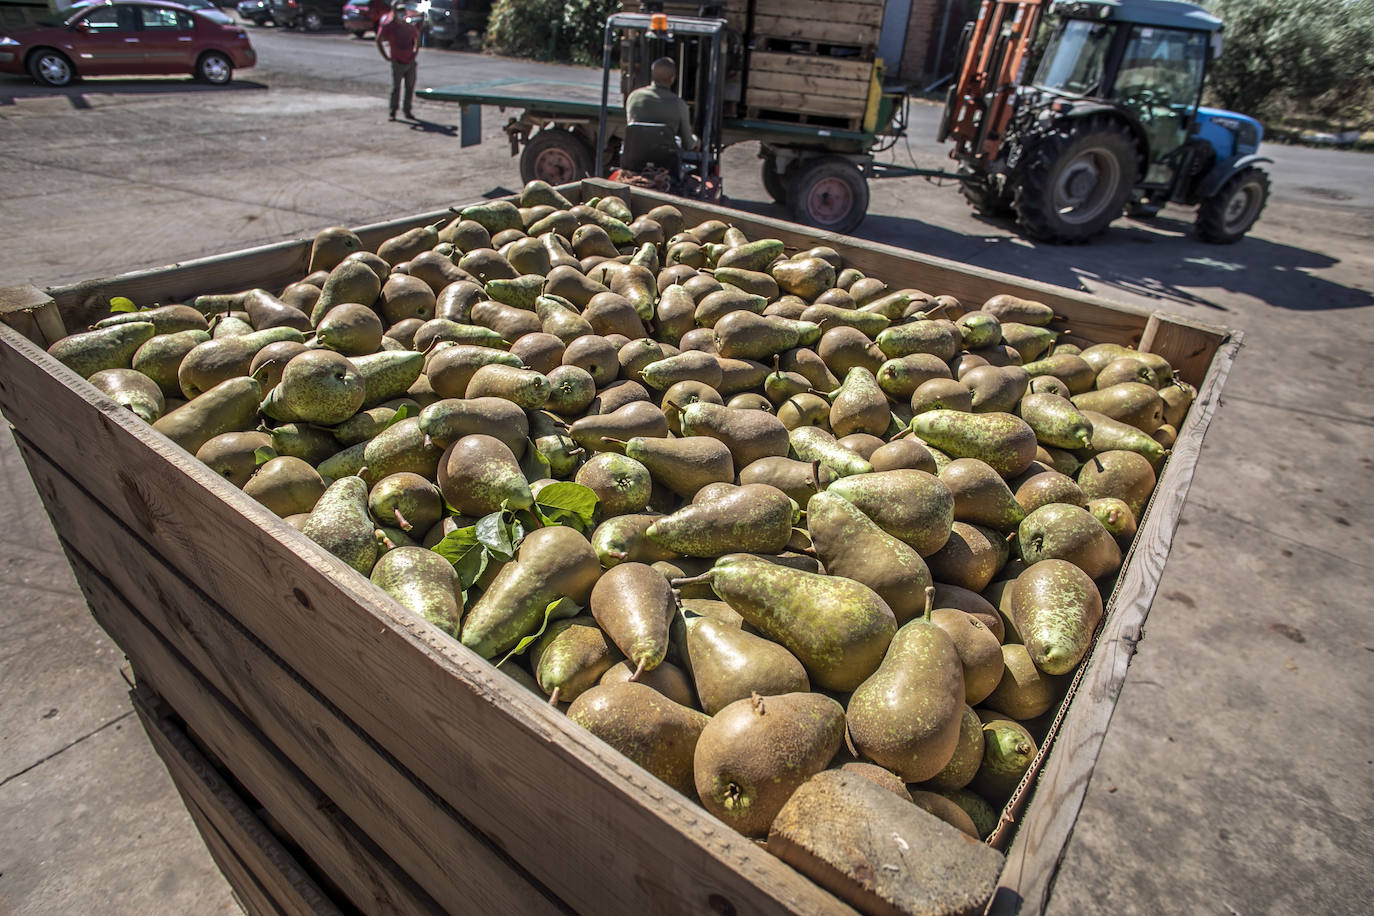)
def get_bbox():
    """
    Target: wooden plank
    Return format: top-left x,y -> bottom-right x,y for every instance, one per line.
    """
0,329 -> 853,916
123,600 -> 444,914
609,181 -> 1165,348
1138,310 -> 1233,388
753,14 -> 878,46
0,284 -> 66,346
183,795 -> 288,916
744,89 -> 865,118
21,446 -> 553,916
747,51 -> 875,83
987,330 -> 1241,915
134,686 -> 342,916
753,0 -> 885,26
746,69 -> 872,102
